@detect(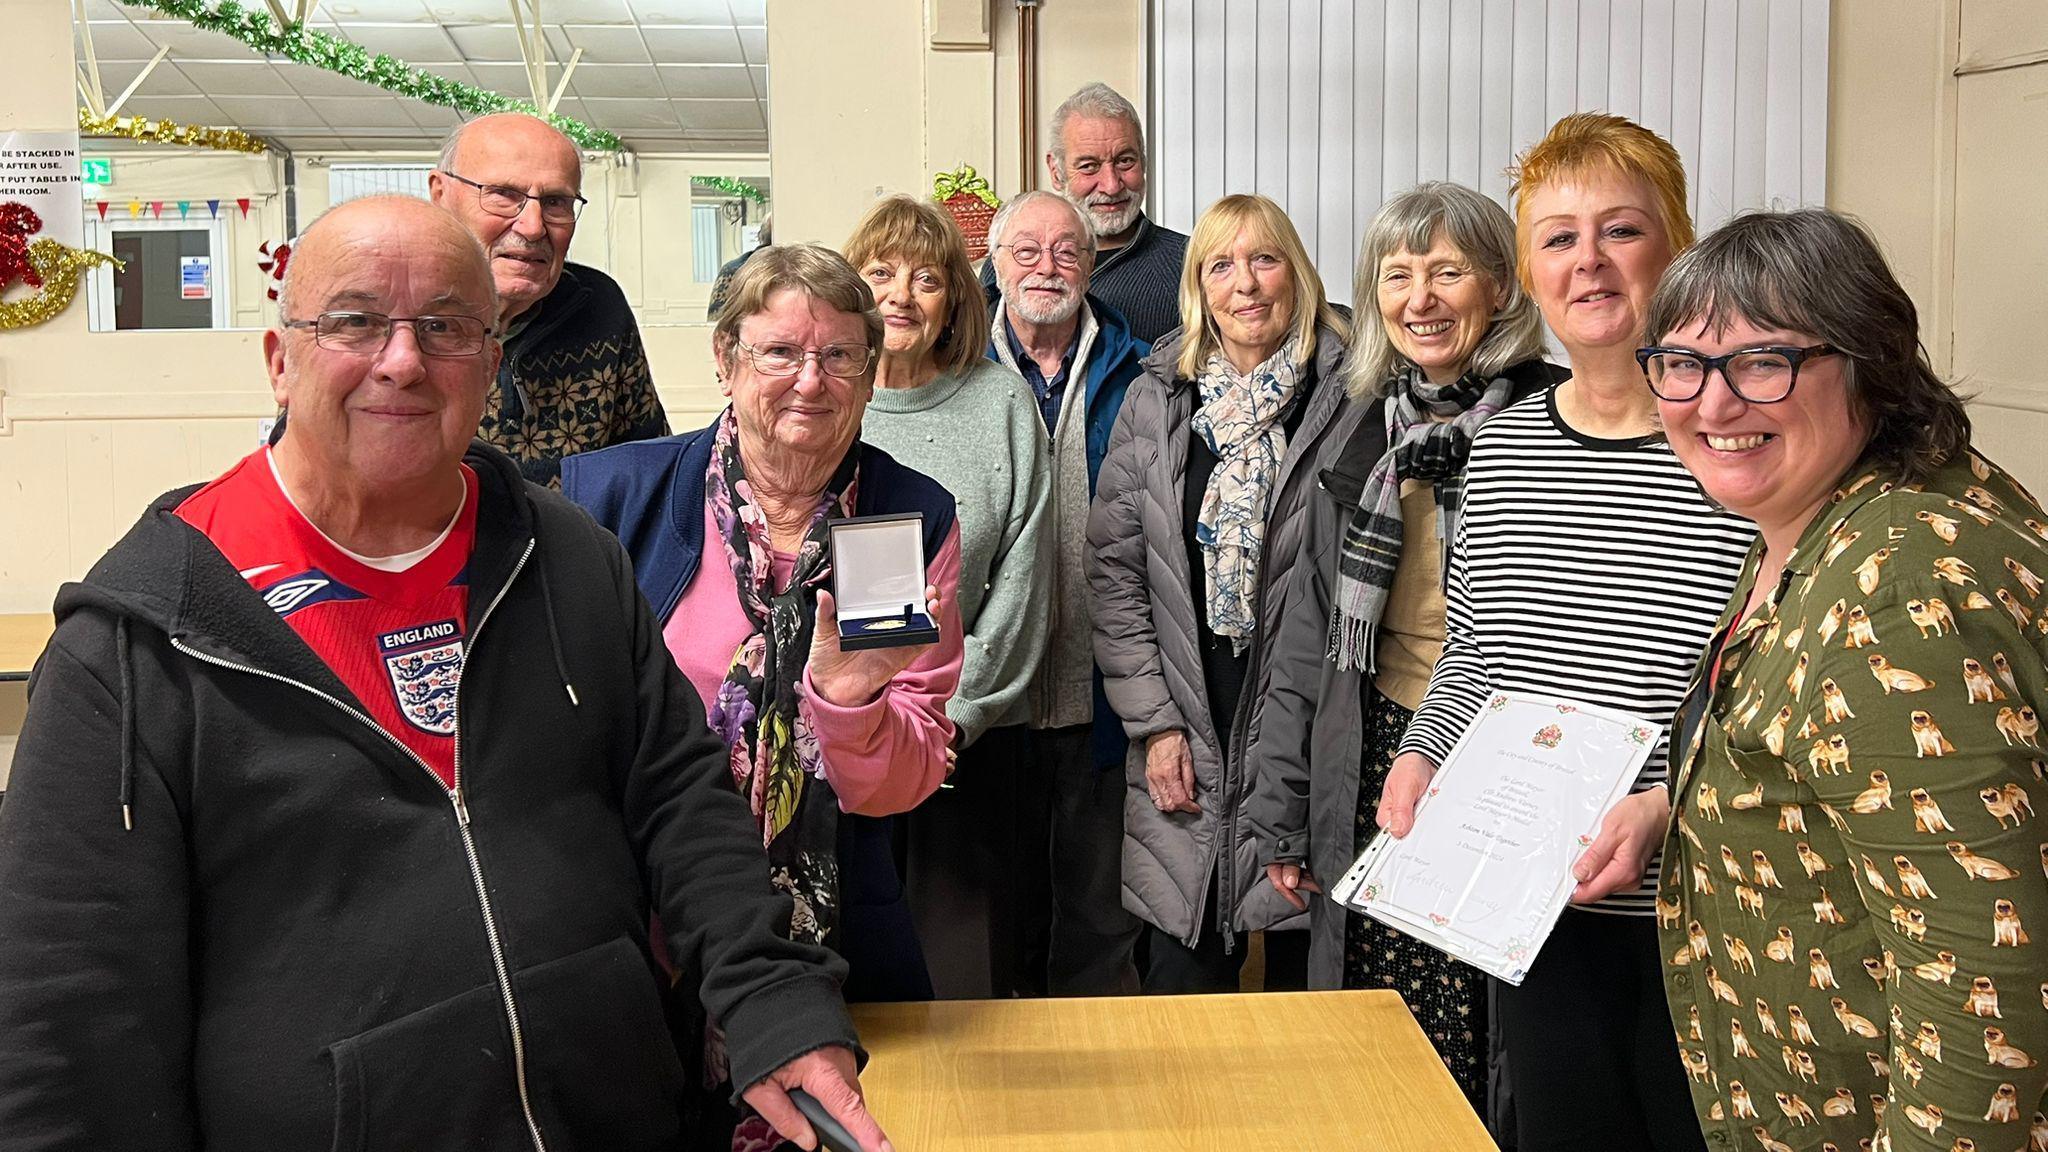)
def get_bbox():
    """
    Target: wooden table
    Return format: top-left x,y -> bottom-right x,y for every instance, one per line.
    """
850,991 -> 1498,1151
0,614 -> 54,682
